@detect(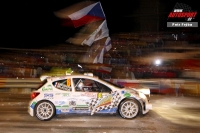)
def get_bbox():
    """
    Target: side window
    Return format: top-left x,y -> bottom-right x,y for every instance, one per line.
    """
73,78 -> 84,92
73,78 -> 111,93
73,78 -> 94,92
53,78 -> 72,91
96,82 -> 112,93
